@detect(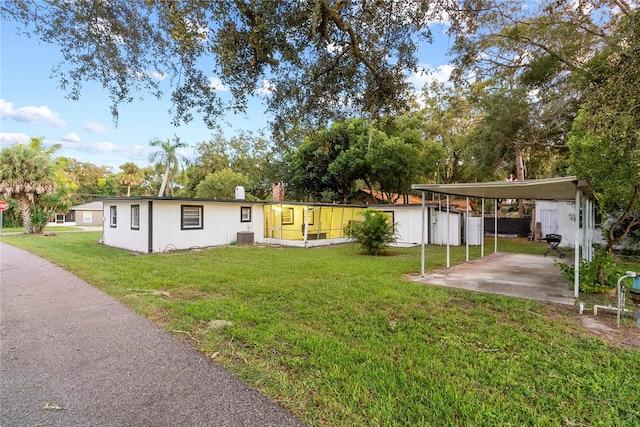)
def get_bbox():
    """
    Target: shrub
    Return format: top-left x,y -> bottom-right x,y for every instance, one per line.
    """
345,209 -> 396,255
558,249 -> 625,293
